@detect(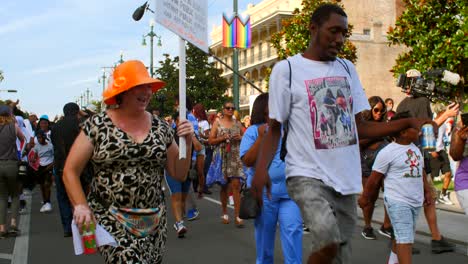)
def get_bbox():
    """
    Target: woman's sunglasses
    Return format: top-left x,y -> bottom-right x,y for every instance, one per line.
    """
224,106 -> 235,111
372,107 -> 386,114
